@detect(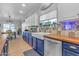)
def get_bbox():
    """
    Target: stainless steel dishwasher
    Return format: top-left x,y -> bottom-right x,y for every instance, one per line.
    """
44,38 -> 62,56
